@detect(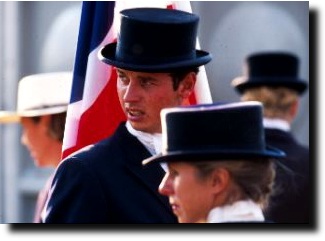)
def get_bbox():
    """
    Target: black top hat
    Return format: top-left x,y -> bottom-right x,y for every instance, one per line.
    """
99,8 -> 211,72
231,52 -> 308,95
143,101 -> 285,165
